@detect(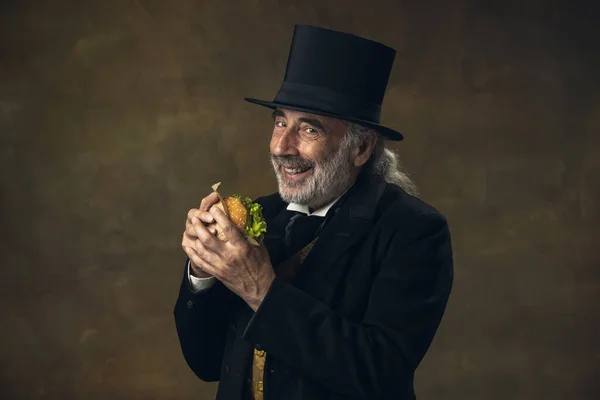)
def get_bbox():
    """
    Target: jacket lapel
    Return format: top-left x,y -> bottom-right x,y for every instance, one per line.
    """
255,172 -> 388,300
293,172 -> 387,298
